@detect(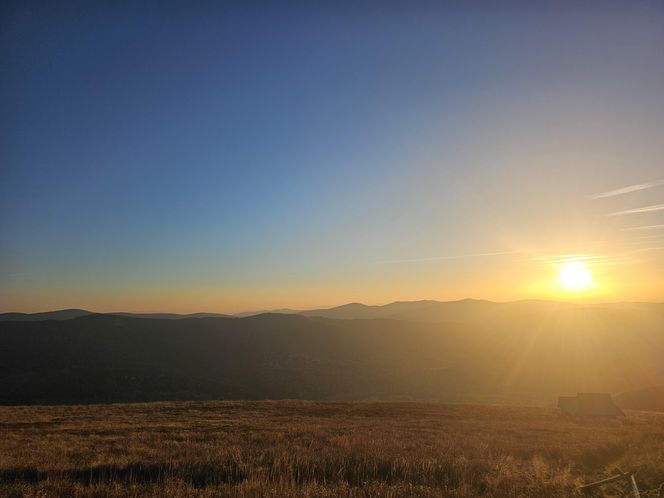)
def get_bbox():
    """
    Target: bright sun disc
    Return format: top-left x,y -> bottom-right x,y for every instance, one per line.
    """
559,262 -> 593,291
